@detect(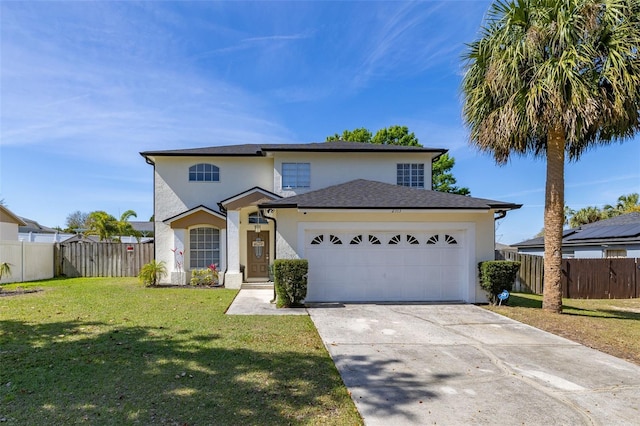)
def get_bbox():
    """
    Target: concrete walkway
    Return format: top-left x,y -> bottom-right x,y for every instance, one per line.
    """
225,288 -> 307,315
